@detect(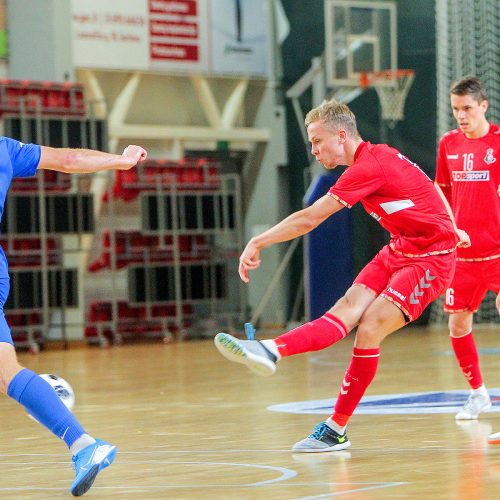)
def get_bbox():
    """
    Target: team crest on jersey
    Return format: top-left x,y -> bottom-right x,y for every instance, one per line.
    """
484,148 -> 496,165
268,389 -> 500,415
